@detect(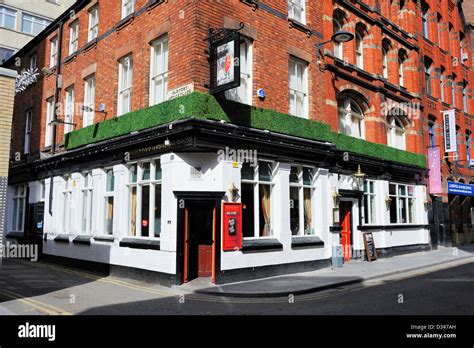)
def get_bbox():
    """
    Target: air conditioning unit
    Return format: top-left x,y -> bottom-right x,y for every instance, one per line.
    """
462,52 -> 469,61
